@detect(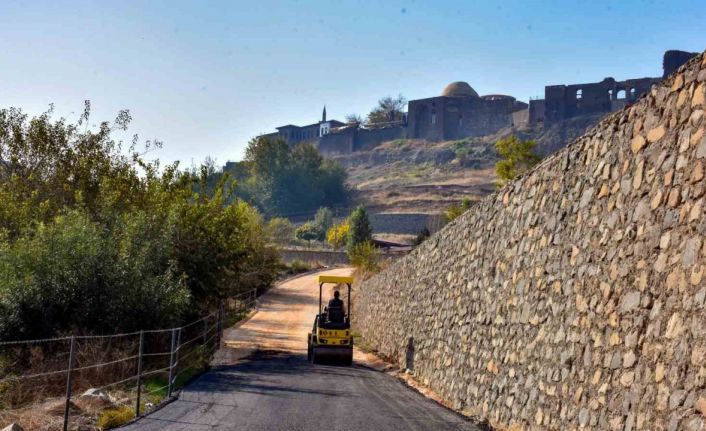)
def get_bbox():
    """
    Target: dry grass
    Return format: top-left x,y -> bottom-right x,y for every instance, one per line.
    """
351,164 -> 497,214
0,316 -> 223,431
331,137 -> 498,214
